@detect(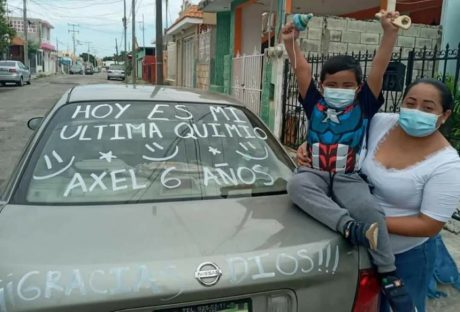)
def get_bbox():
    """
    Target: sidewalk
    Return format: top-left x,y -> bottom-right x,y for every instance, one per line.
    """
31,71 -> 61,80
